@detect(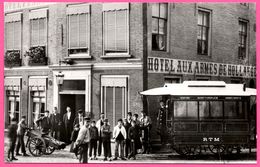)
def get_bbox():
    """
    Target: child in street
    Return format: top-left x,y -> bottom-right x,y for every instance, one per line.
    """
128,120 -> 140,160
70,124 -> 80,158
89,120 -> 98,160
113,119 -> 127,160
101,118 -> 112,161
